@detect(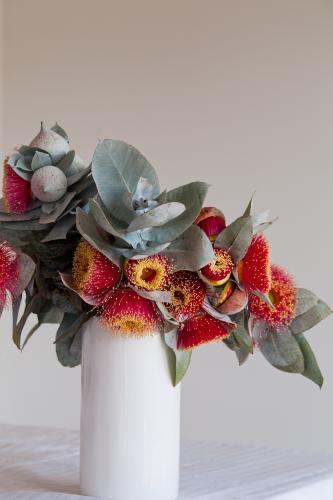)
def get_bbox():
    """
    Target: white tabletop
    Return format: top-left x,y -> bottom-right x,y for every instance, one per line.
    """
0,424 -> 333,499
